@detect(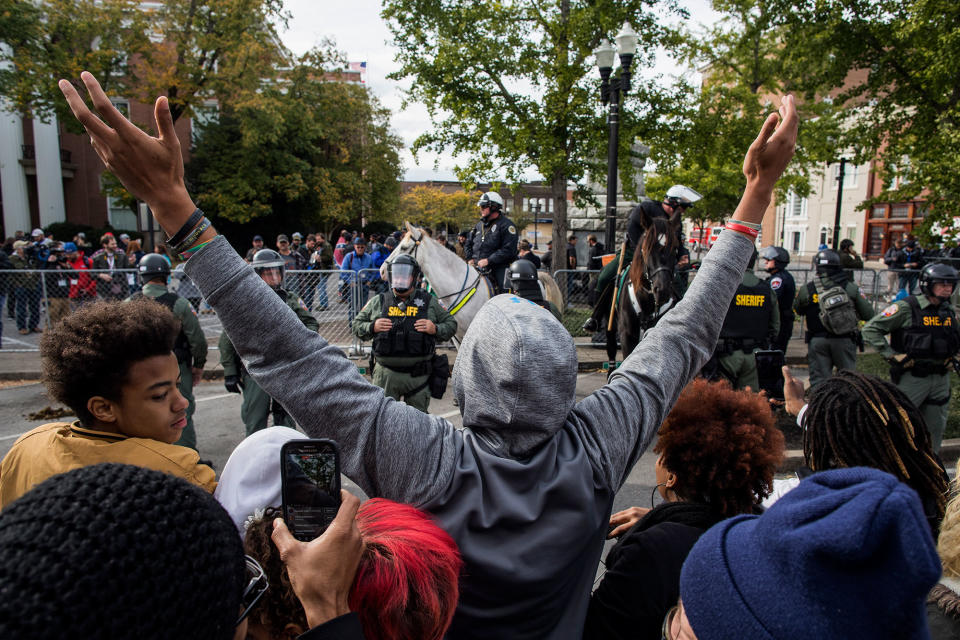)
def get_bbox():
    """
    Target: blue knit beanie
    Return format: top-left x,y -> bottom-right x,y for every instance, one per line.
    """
680,467 -> 940,639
